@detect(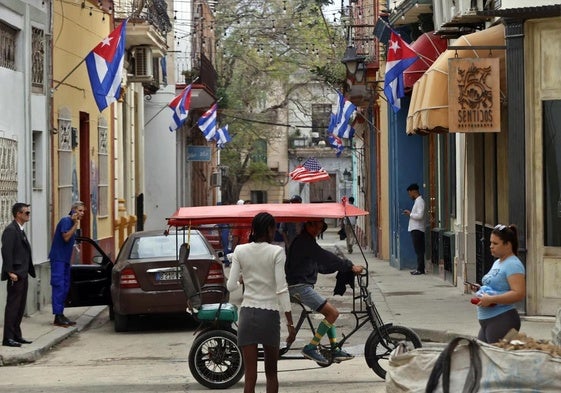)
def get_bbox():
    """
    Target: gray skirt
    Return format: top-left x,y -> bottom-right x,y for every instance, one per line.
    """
237,307 -> 280,347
